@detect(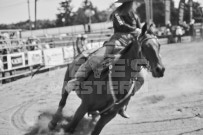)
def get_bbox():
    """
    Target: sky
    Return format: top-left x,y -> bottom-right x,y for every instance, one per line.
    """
0,0 -> 202,24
